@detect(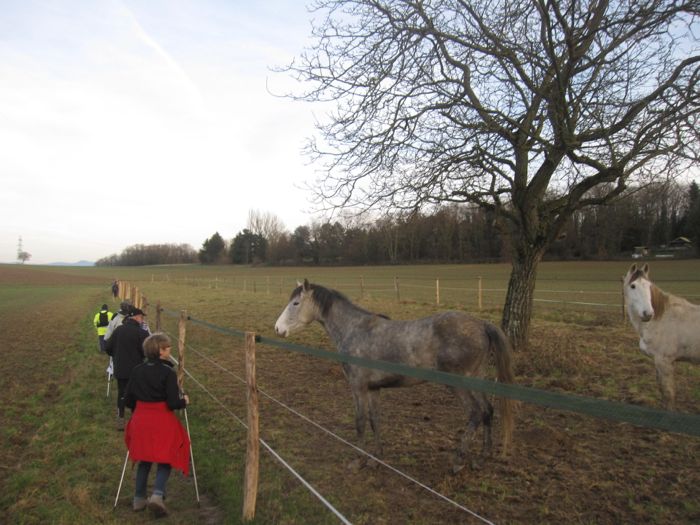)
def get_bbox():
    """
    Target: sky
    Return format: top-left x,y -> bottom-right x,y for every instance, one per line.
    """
0,0 -> 325,264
